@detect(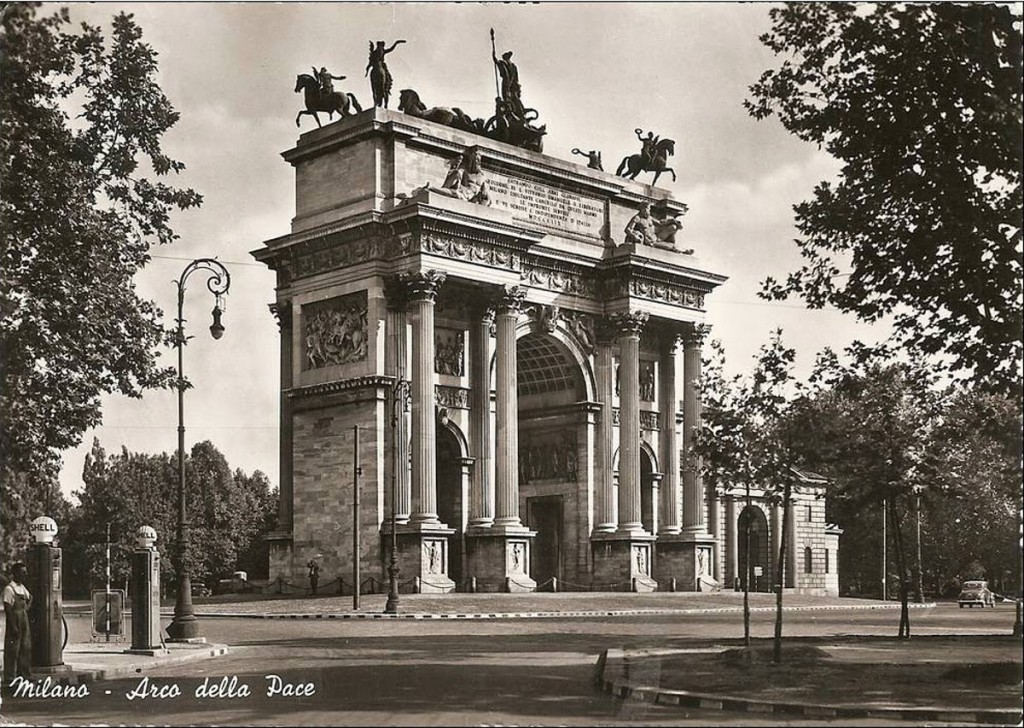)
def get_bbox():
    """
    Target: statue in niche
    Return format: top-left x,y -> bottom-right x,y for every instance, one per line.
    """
303,295 -> 368,370
617,128 -> 676,186
511,543 -> 523,573
398,147 -> 490,206
427,542 -> 442,574
572,148 -> 604,171
434,330 -> 465,376
365,39 -> 406,108
639,361 -> 656,402
635,547 -> 647,575
697,548 -> 708,577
